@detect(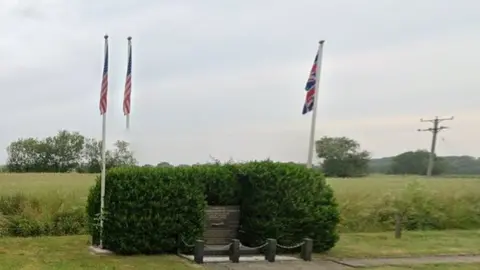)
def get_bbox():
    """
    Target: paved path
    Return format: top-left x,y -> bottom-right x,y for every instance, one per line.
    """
332,255 -> 480,268
206,260 -> 347,270
205,255 -> 480,269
